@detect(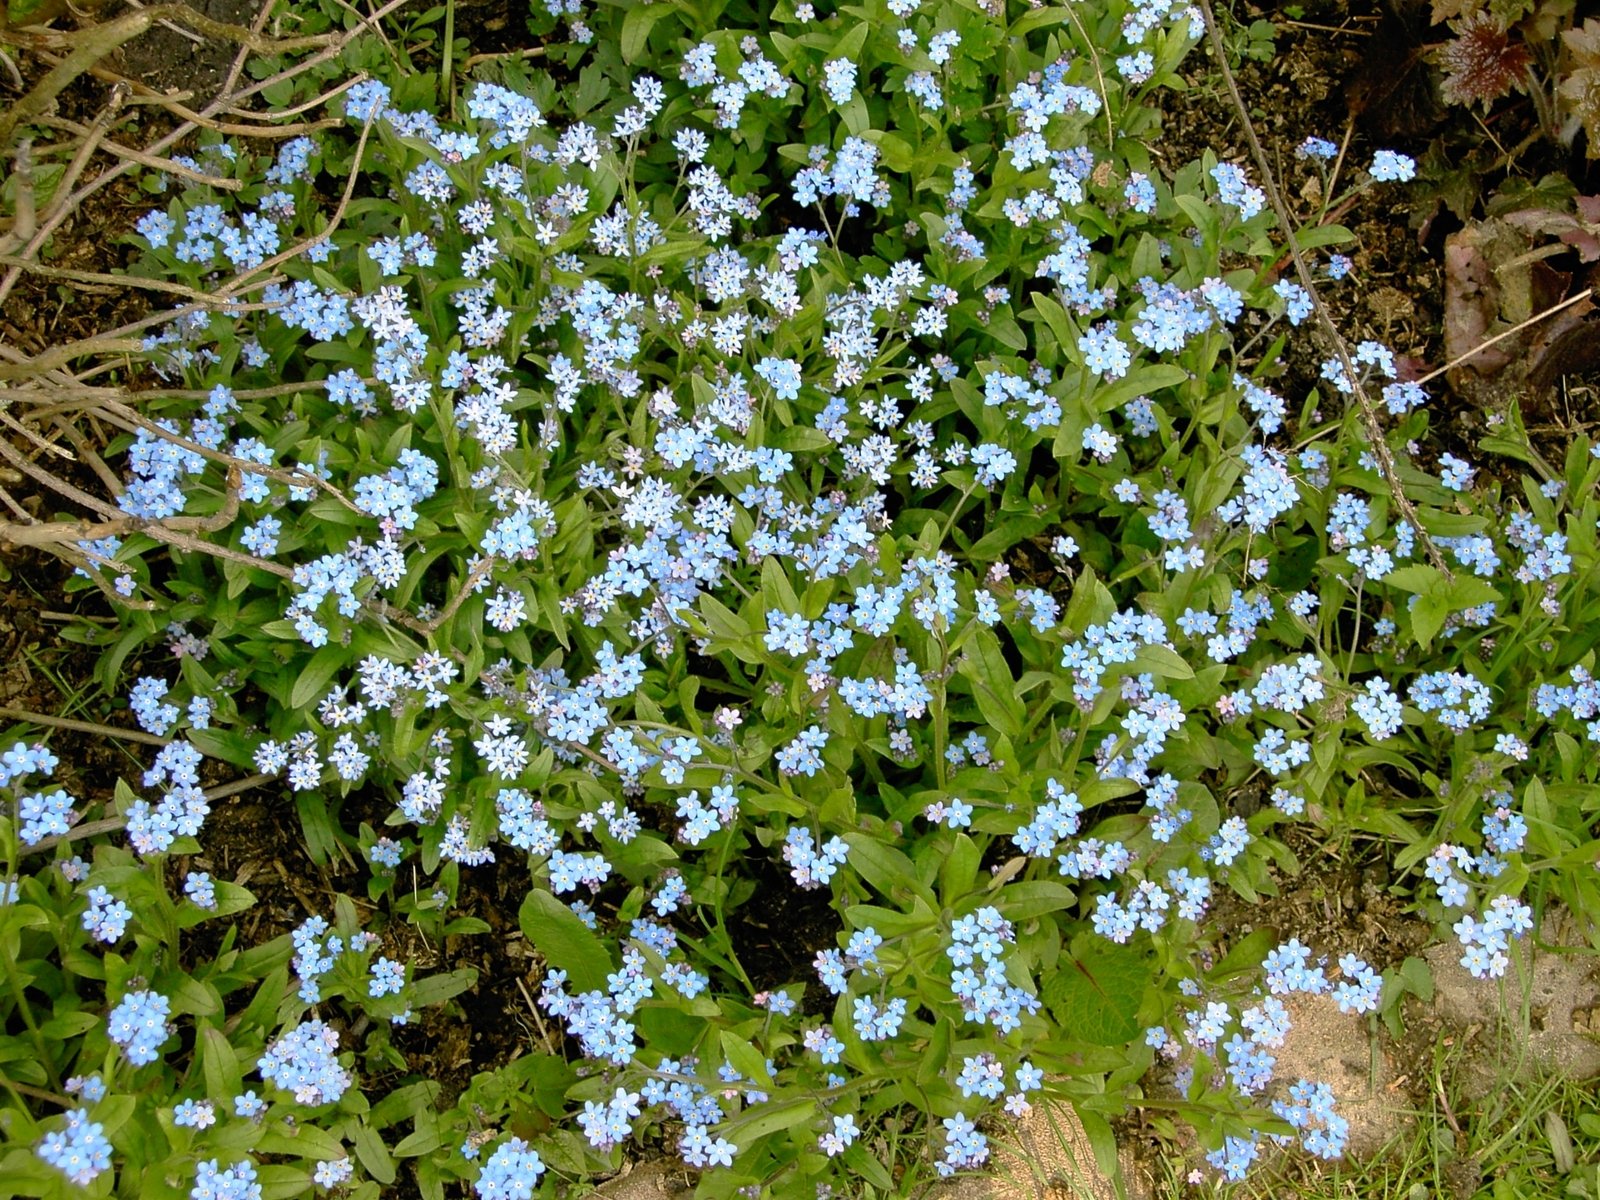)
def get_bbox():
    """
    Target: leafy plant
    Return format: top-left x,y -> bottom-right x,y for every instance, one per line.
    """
0,0 -> 1596,1196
